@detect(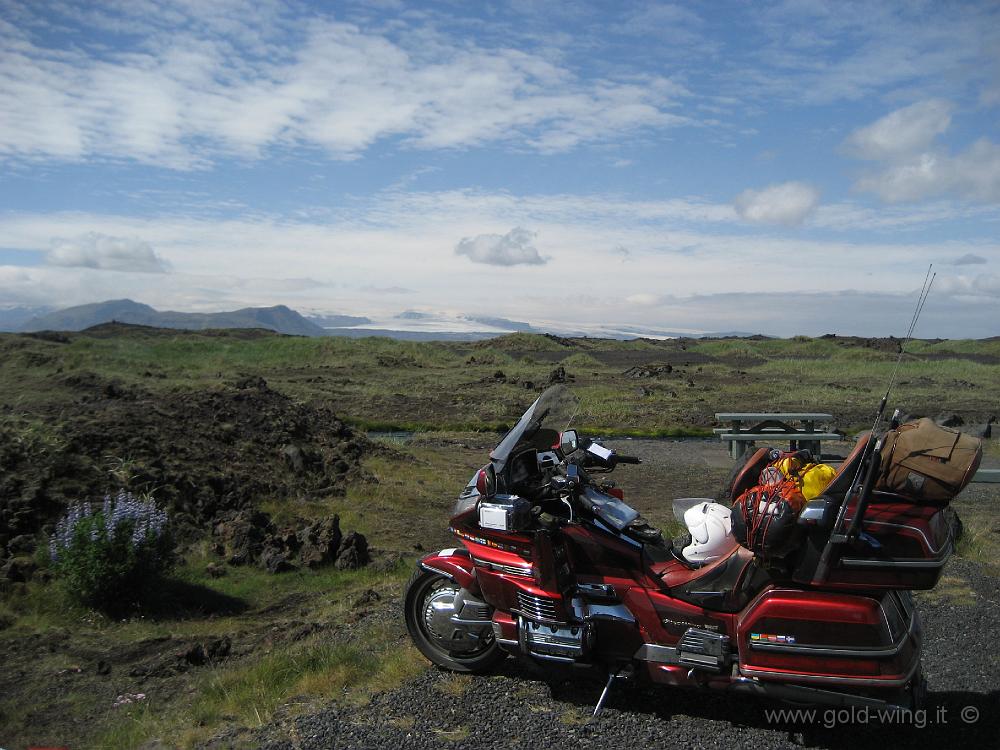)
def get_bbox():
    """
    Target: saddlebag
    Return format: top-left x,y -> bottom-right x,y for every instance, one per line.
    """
737,589 -> 920,689
877,418 -> 982,504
